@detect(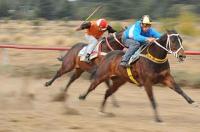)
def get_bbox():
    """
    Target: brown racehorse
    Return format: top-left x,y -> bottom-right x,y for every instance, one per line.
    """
45,31 -> 125,106
79,30 -> 196,122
